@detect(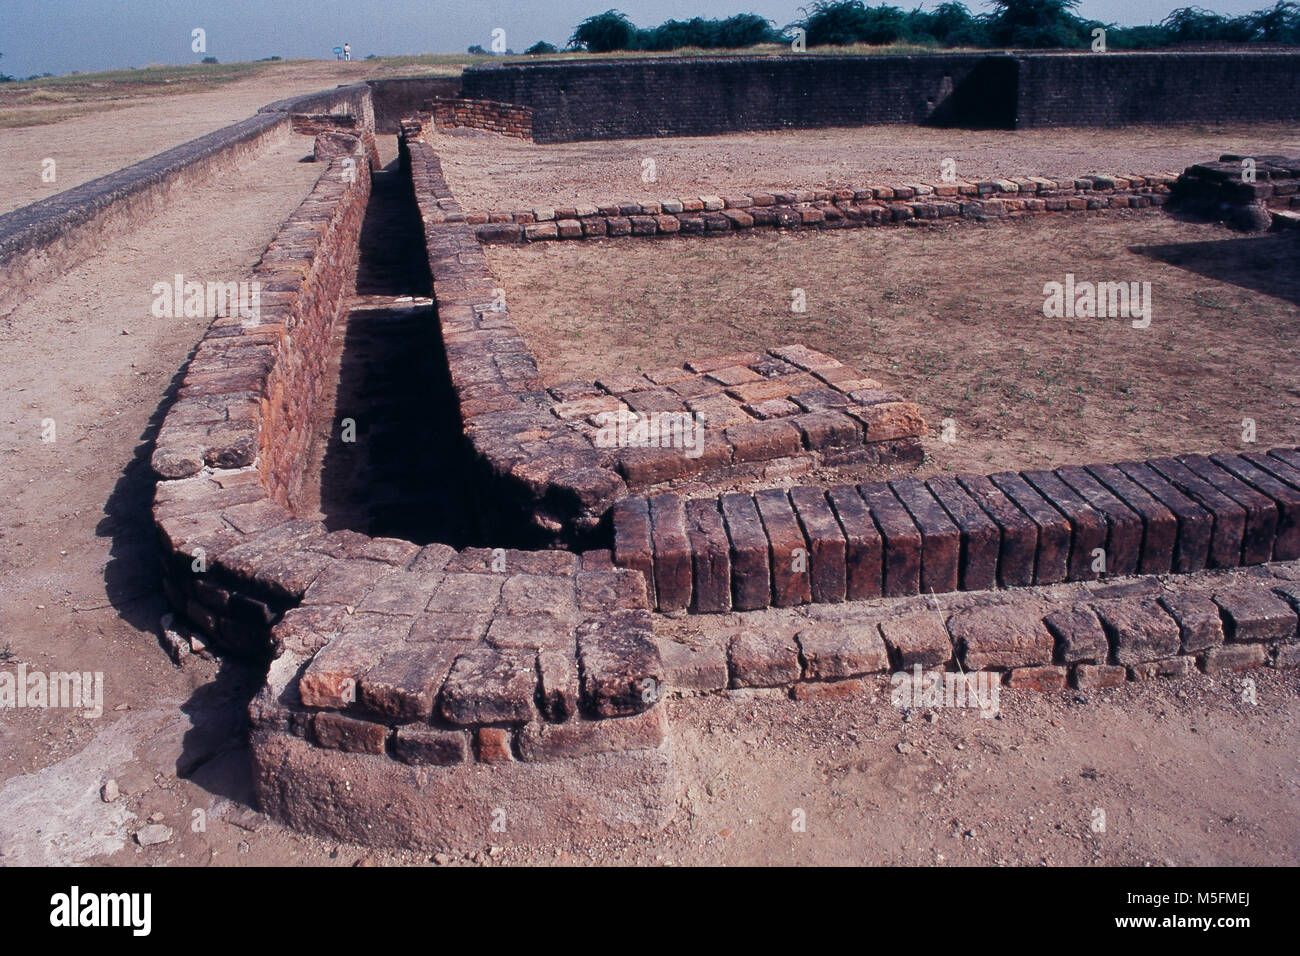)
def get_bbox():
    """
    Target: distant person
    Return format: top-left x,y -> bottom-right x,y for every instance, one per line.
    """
343,42 -> 351,61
